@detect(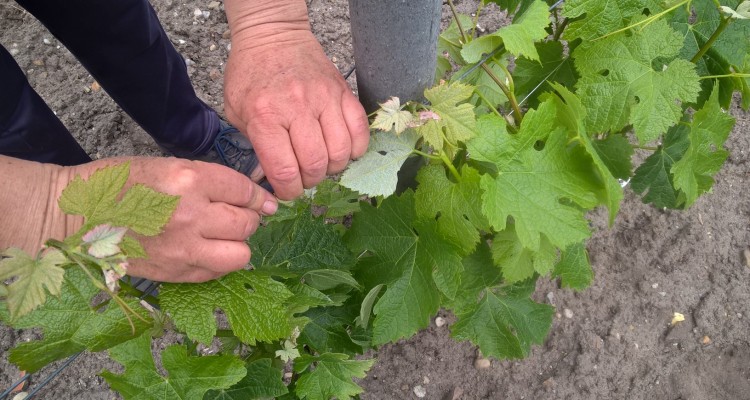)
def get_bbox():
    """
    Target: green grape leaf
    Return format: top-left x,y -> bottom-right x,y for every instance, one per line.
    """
58,162 -> 130,221
514,41 -> 578,108
631,124 -> 690,208
312,179 -> 361,218
371,97 -> 415,134
160,271 -> 294,345
590,134 -> 634,181
249,208 -> 354,272
110,184 -> 179,236
294,353 -> 374,400
545,83 -> 624,224
59,163 -> 178,237
299,306 -> 362,354
445,242 -> 502,315
418,82 -> 478,150
720,1 -> 750,19
563,0 -> 663,42
484,0 -> 538,15
345,191 -> 457,345
553,242 -> 593,291
204,359 -> 288,400
302,269 -> 360,291
0,248 -> 66,321
574,20 -> 701,143
672,0 -> 750,107
415,165 -> 490,255
469,100 -> 599,252
8,267 -> 151,372
339,130 -> 419,197
671,87 -> 735,207
491,225 -> 557,283
120,236 -> 147,259
102,334 -> 246,400
451,289 -> 554,359
462,0 -> 550,62
357,284 -> 383,329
